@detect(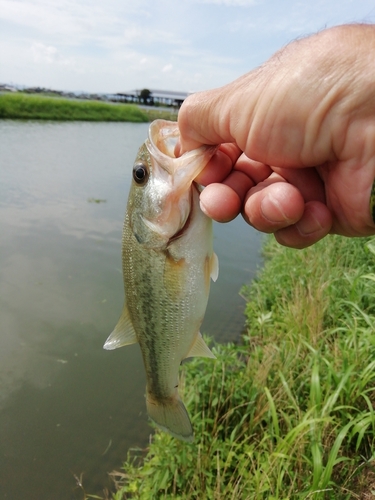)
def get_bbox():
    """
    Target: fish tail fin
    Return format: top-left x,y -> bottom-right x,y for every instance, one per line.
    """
146,393 -> 194,443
